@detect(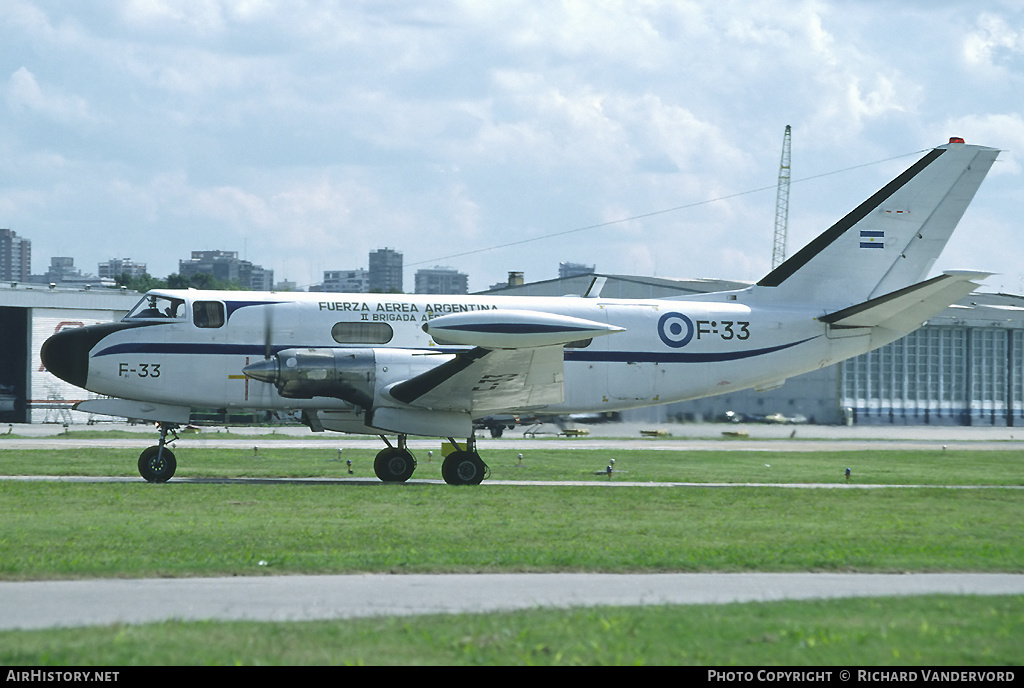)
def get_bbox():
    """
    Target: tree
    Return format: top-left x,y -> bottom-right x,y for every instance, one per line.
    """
115,272 -> 167,293
165,273 -> 245,290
